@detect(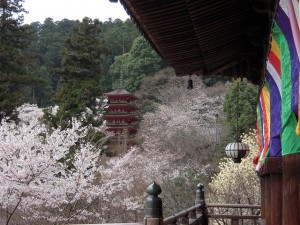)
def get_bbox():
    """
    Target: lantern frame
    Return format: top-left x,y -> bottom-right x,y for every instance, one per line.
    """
225,142 -> 249,163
